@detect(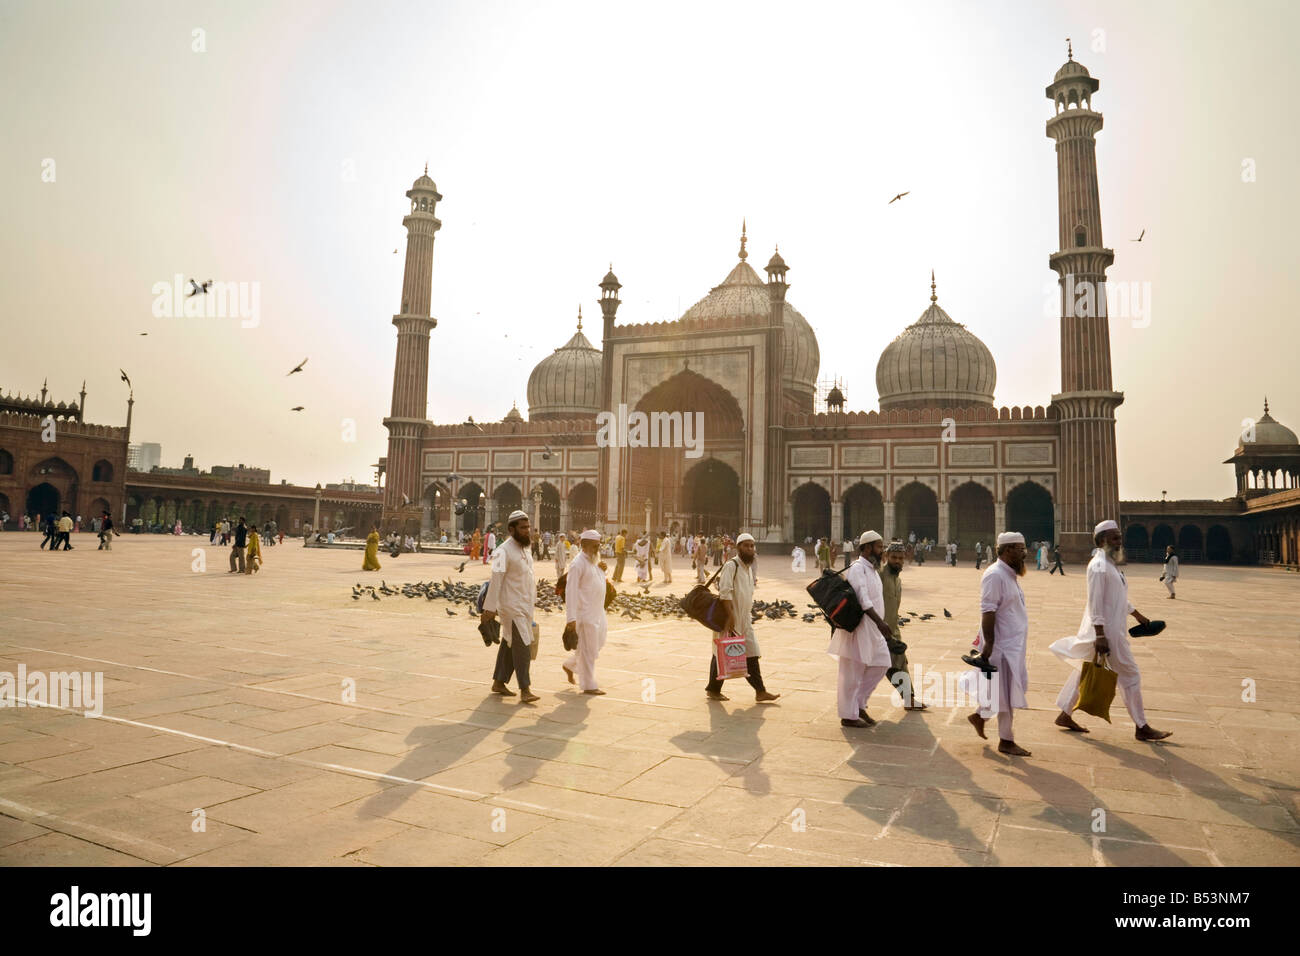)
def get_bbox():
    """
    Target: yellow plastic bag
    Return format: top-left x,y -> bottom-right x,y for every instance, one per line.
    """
1074,652 -> 1117,722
